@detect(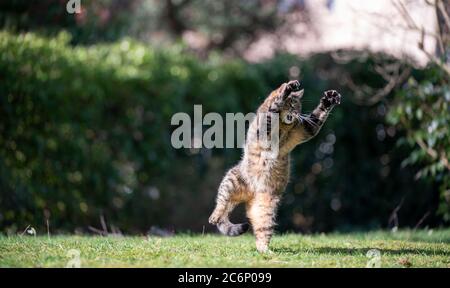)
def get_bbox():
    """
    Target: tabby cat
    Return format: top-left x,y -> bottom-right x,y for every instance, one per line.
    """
208,80 -> 341,252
